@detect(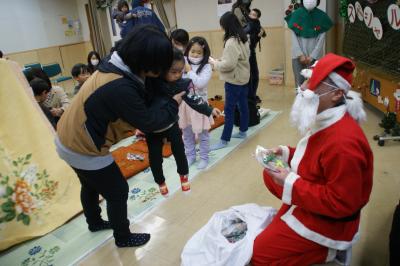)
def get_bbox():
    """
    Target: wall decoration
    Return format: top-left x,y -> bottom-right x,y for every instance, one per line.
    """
372,16 -> 383,39
355,1 -> 364,21
370,79 -> 381,96
348,3 -> 356,23
364,6 -> 374,27
217,0 -> 233,17
394,88 -> 400,112
340,0 -> 349,18
344,0 -> 400,76
387,4 -> 400,30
